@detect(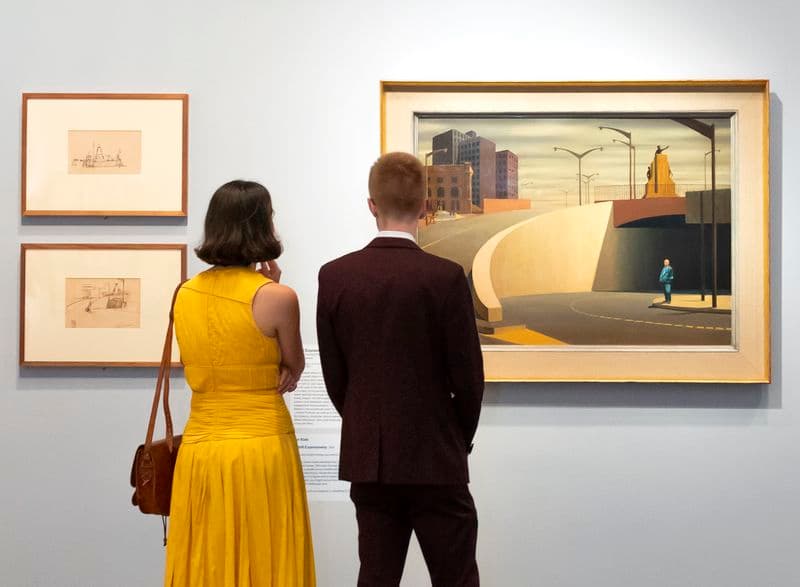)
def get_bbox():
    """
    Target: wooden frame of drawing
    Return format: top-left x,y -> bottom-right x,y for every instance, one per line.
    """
20,244 -> 187,367
381,80 -> 770,382
22,93 -> 188,216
